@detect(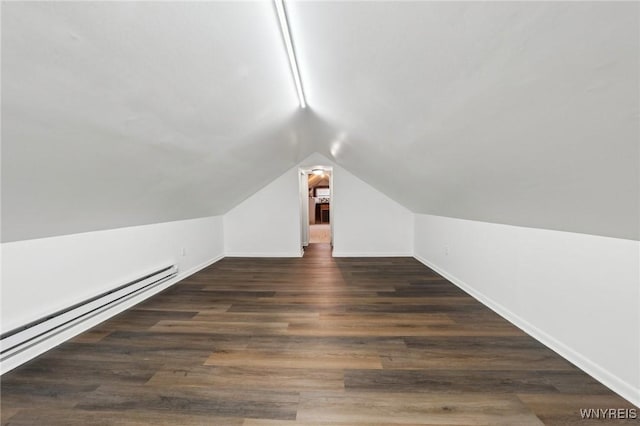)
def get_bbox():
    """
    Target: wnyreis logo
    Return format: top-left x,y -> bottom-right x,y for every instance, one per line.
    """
579,408 -> 637,420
